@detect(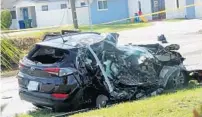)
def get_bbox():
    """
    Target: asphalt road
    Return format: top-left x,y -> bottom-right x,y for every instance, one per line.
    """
1,19 -> 202,117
